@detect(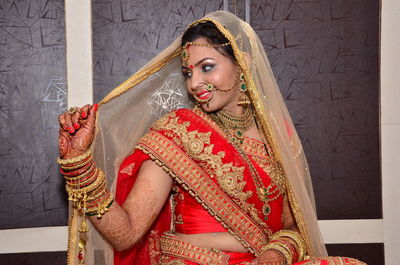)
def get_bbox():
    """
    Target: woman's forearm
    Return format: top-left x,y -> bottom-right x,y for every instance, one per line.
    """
89,161 -> 172,251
